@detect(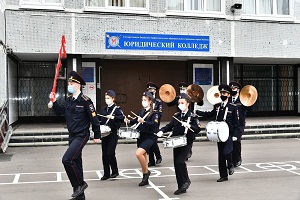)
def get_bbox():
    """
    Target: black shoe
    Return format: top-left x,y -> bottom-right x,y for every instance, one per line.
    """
156,158 -> 162,165
69,193 -> 85,200
217,177 -> 228,182
229,167 -> 234,175
72,182 -> 88,198
110,172 -> 119,178
187,151 -> 192,159
101,175 -> 110,181
236,160 -> 242,167
138,171 -> 151,186
148,162 -> 155,167
174,188 -> 187,195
